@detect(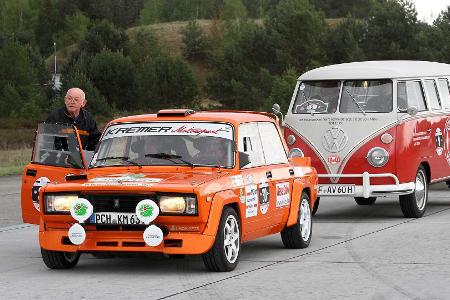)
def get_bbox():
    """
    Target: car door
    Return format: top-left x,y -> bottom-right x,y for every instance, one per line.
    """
21,123 -> 87,224
237,122 -> 273,240
256,122 -> 292,230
